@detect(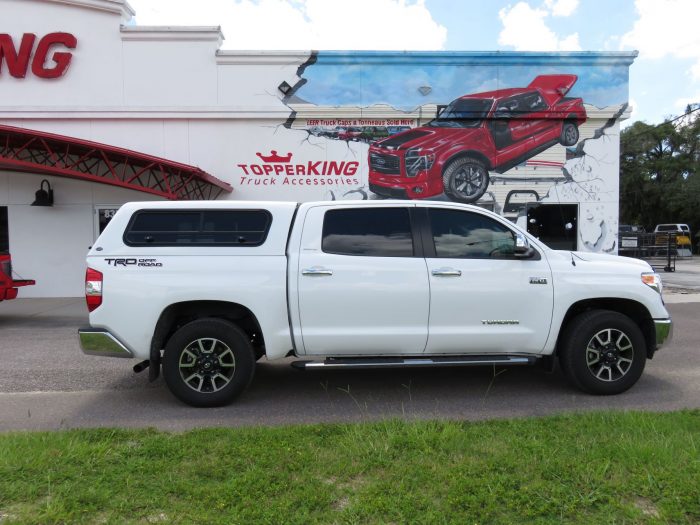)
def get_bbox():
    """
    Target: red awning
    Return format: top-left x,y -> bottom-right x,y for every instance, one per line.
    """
0,124 -> 232,200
